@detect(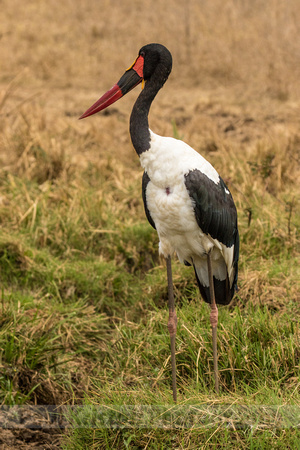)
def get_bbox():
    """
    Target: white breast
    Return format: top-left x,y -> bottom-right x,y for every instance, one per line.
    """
140,131 -> 220,186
